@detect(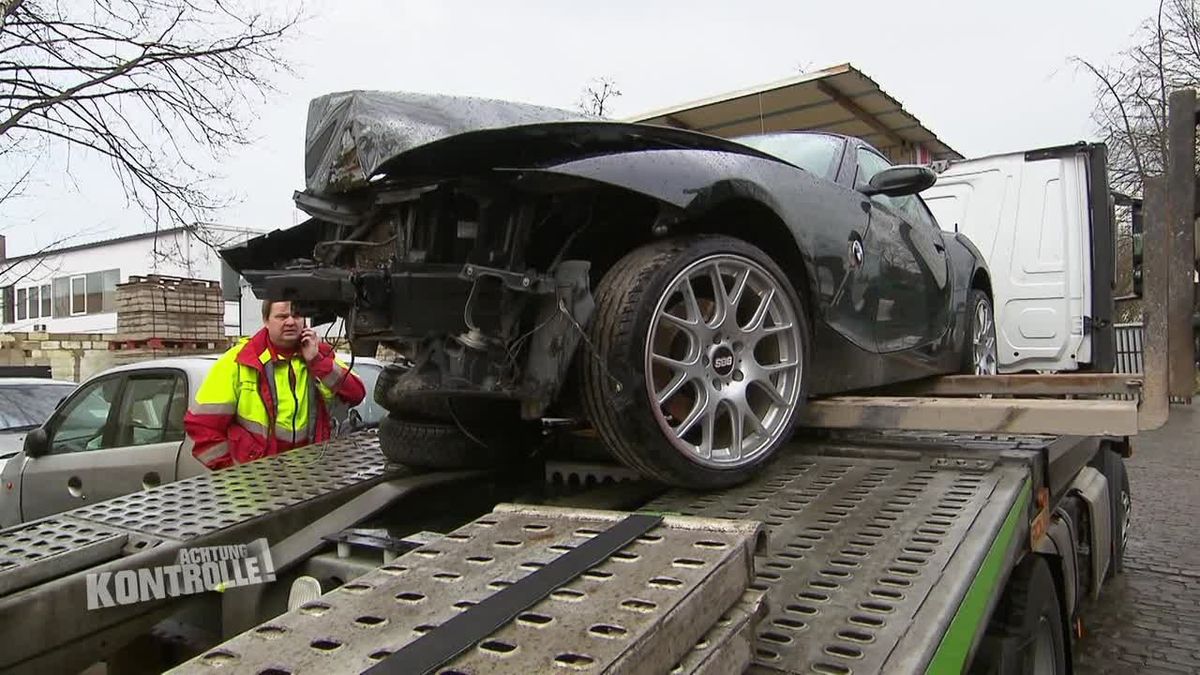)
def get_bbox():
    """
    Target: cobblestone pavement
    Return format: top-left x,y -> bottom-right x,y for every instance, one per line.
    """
1074,402 -> 1200,674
